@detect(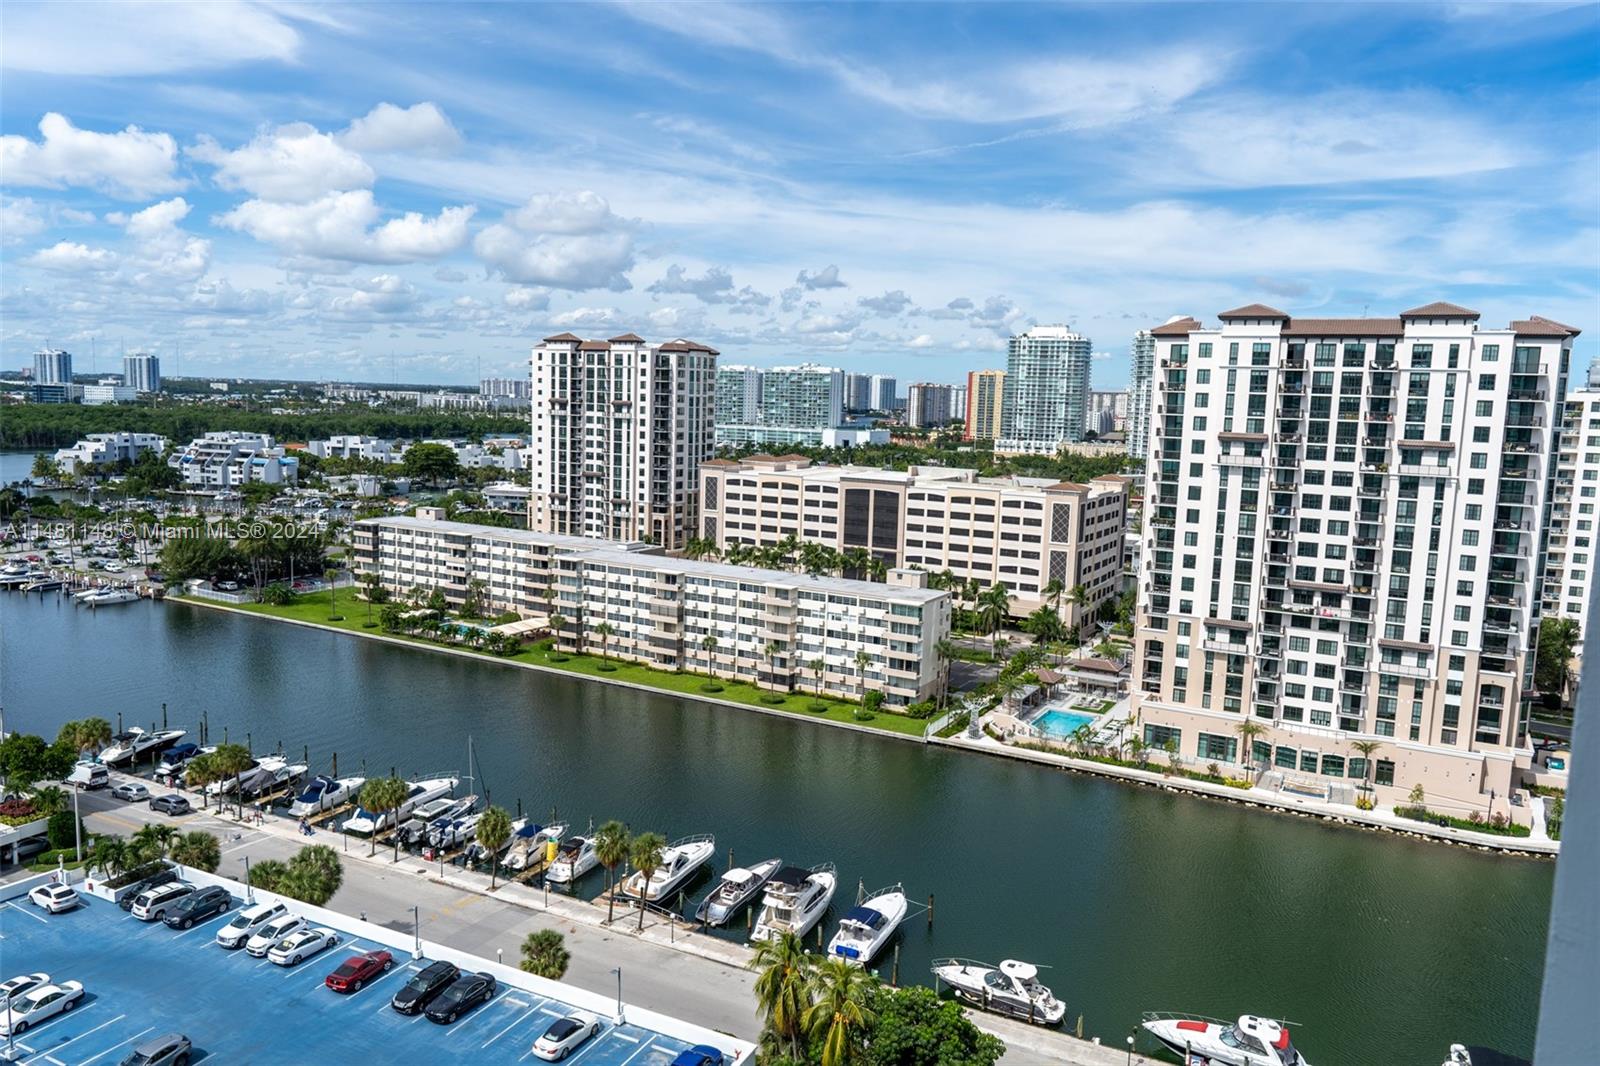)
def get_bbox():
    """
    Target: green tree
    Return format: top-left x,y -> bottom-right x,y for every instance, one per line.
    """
1235,720 -> 1266,773
701,635 -> 719,682
401,442 -> 461,487
1535,617 -> 1581,703
30,454 -> 63,482
475,805 -> 513,888
248,858 -> 290,893
324,568 -> 340,616
977,583 -> 1013,656
519,929 -> 570,979
593,820 -> 630,924
281,843 -> 343,906
804,958 -> 878,1066
171,830 -> 222,873
132,823 -> 178,863
629,831 -> 666,930
810,657 -> 827,697
764,640 -> 785,691
750,930 -> 813,1059
1351,740 -> 1382,793
594,621 -> 615,663
934,638 -> 957,709
46,809 -> 83,850
184,752 -> 219,810
855,649 -> 872,703
210,743 -> 255,818
1064,582 -> 1089,638
90,836 -> 132,881
358,776 -> 411,859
